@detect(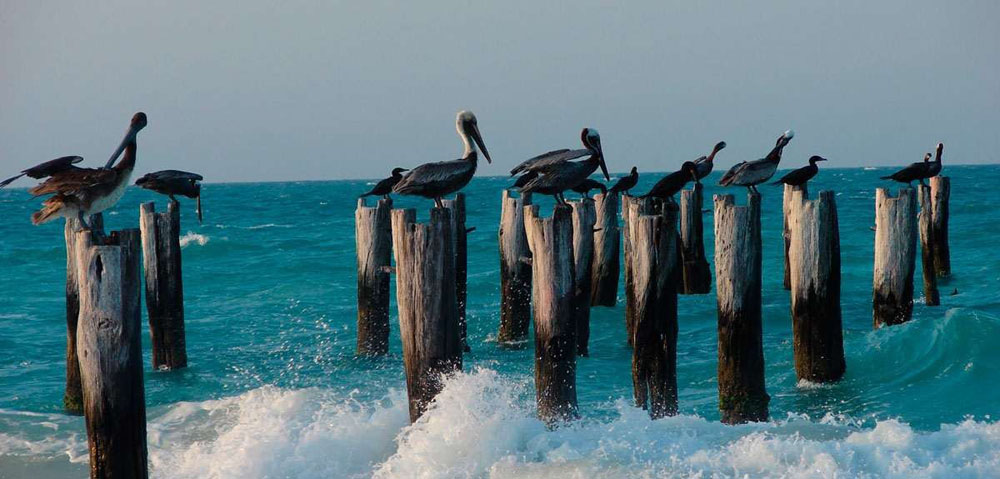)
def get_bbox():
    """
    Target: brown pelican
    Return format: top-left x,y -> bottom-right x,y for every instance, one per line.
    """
881,153 -> 932,185
772,156 -> 827,186
719,130 -> 794,193
609,166 -> 638,194
510,170 -> 538,190
360,167 -> 408,199
693,141 -> 727,180
510,129 -> 597,177
518,128 -> 609,205
643,161 -> 699,201
571,178 -> 607,198
0,156 -> 83,189
135,170 -> 204,223
21,112 -> 147,228
393,110 -> 490,207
